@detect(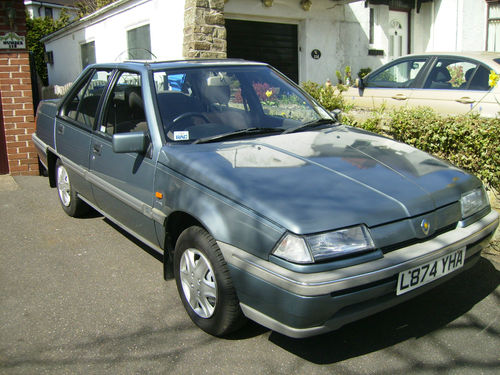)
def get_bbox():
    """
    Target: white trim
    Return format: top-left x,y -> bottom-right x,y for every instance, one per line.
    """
224,13 -> 301,25
125,20 -> 151,32
41,0 -> 150,43
24,1 -> 78,10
